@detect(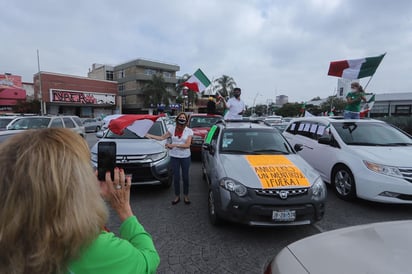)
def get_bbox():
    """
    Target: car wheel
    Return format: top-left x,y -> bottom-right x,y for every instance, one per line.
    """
332,165 -> 356,201
96,126 -> 101,132
208,189 -> 222,225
